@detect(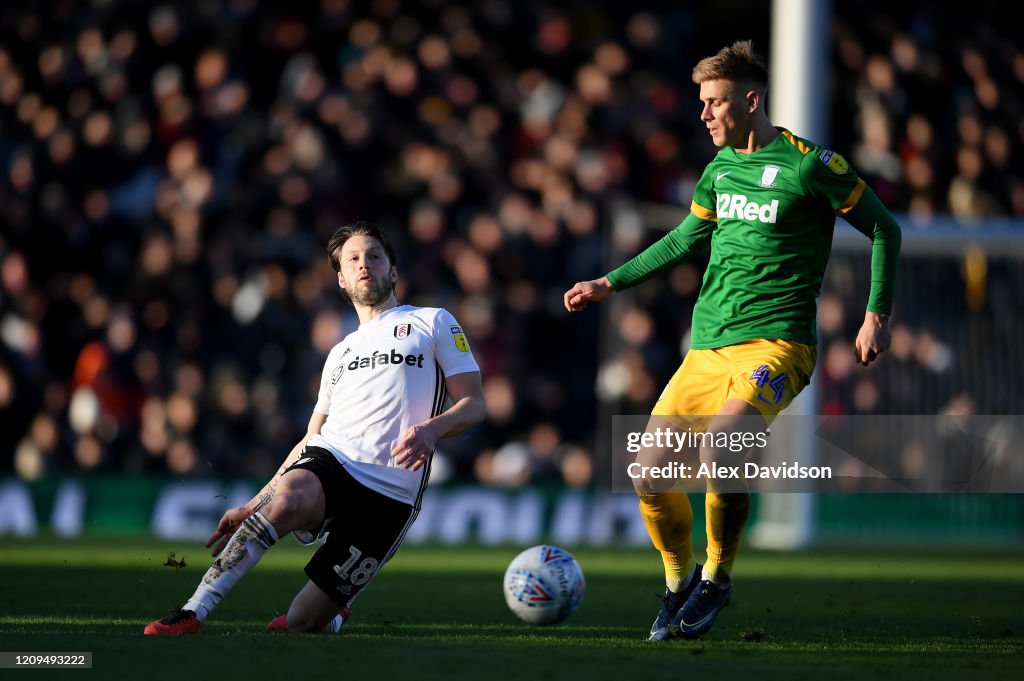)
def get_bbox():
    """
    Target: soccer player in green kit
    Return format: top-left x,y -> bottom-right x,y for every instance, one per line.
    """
564,40 -> 901,640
